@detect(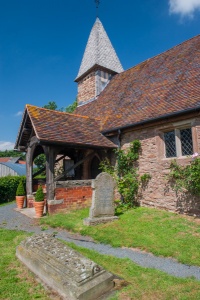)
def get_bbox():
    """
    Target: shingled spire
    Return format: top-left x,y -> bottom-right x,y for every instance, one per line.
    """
75,18 -> 123,106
